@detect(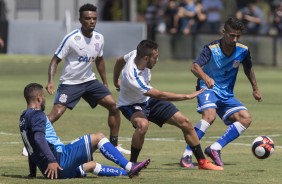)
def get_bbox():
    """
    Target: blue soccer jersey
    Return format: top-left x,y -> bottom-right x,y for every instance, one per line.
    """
194,39 -> 252,99
19,109 -> 58,176
19,108 -> 92,179
45,116 -> 64,152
